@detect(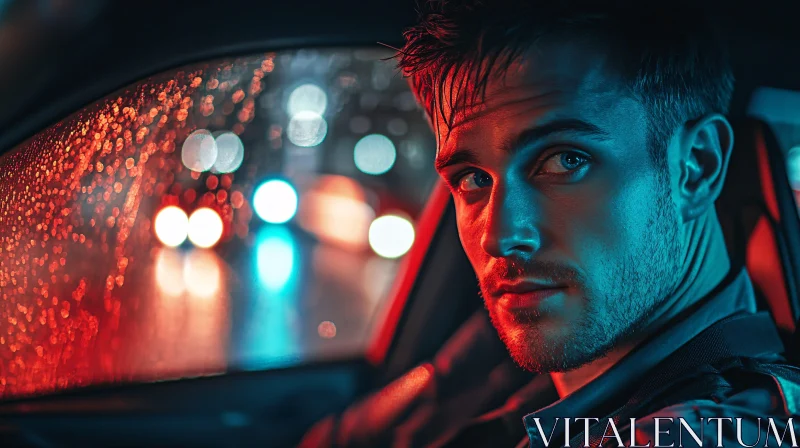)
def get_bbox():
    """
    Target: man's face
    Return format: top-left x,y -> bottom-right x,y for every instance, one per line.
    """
433,40 -> 685,373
